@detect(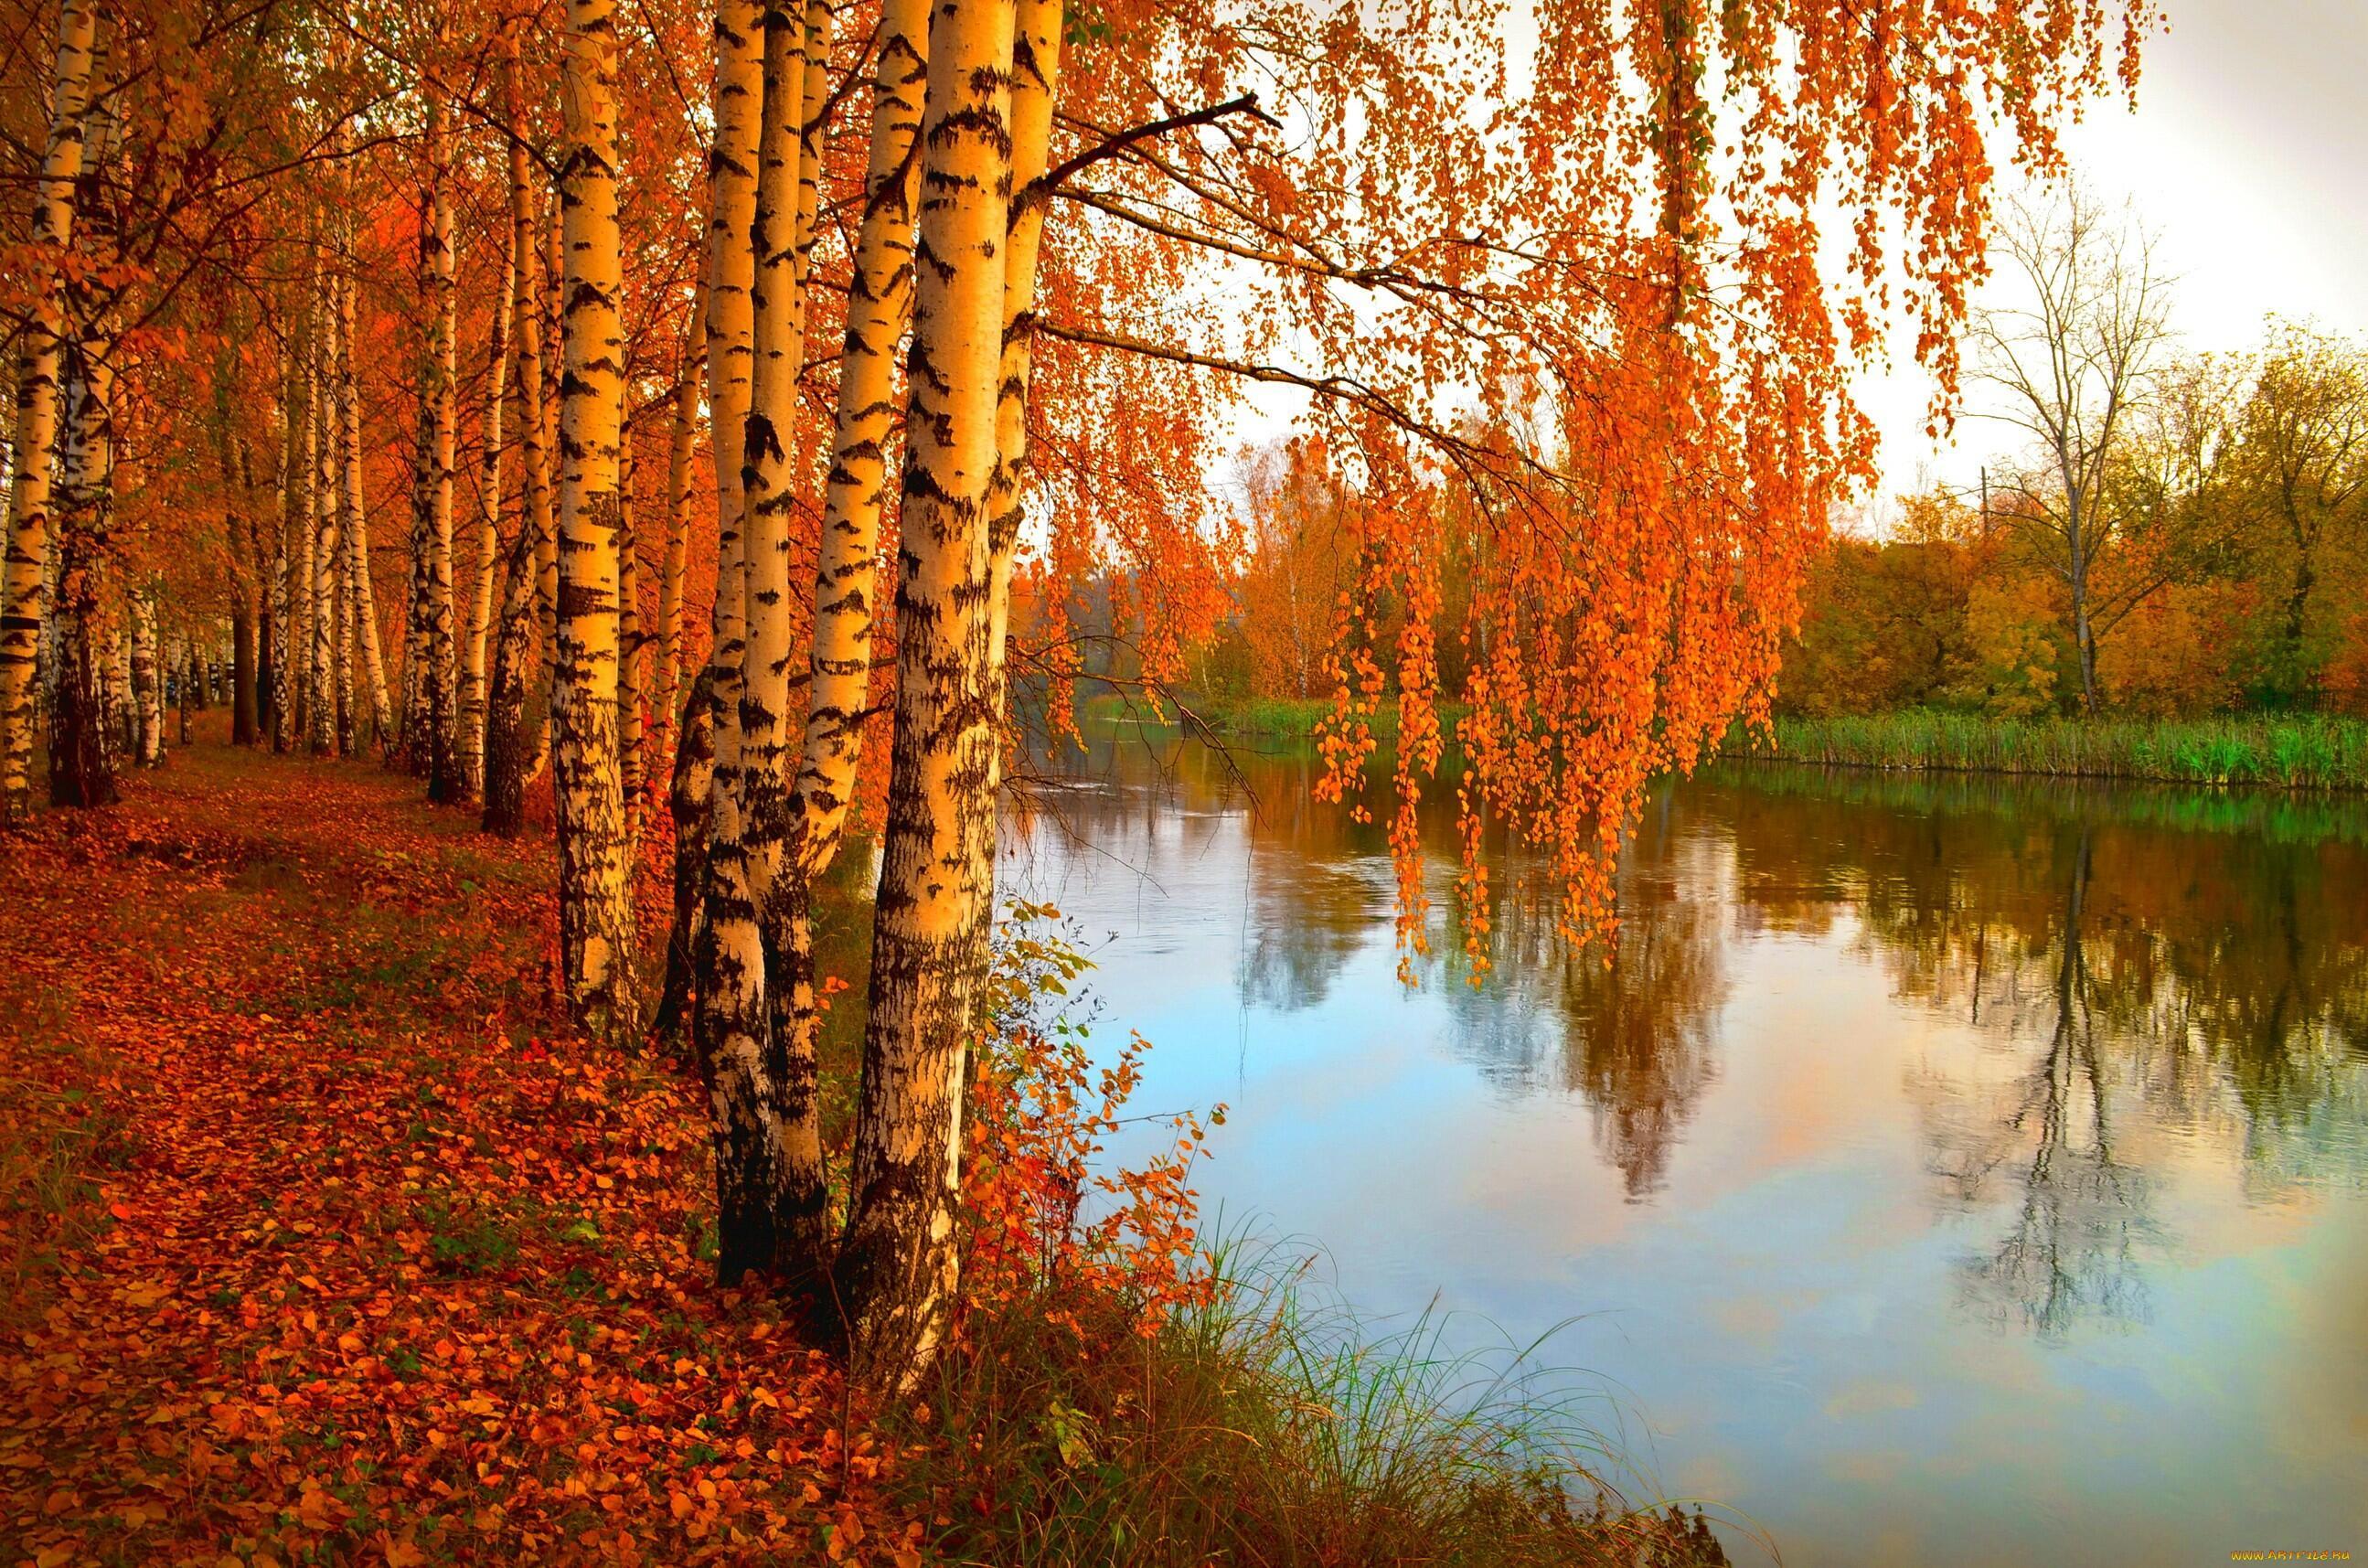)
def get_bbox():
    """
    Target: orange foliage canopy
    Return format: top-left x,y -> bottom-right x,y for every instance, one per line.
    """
1038,0 -> 2158,965
4,0 -> 2151,961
